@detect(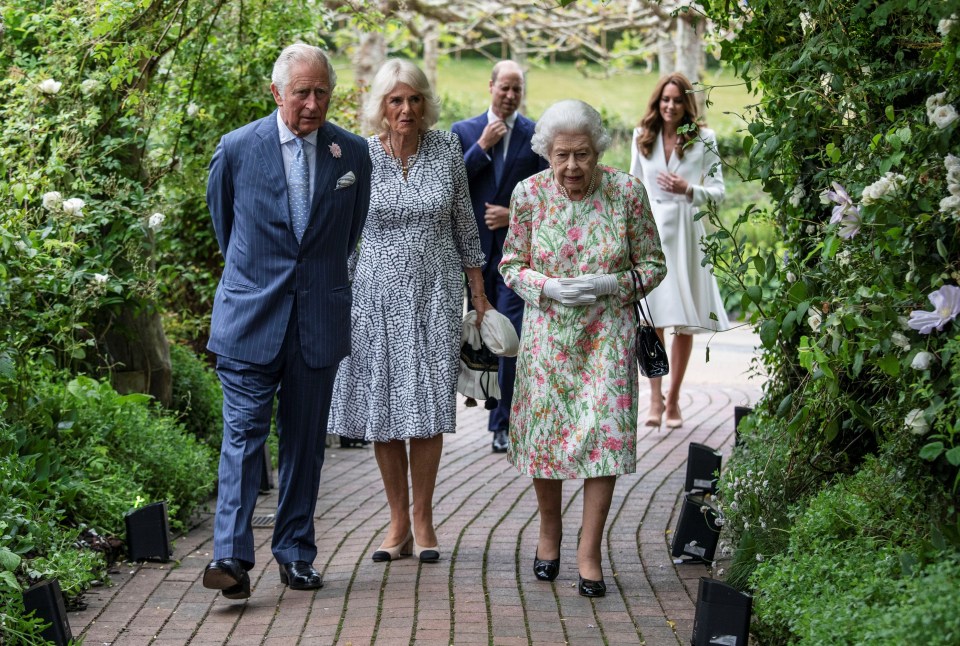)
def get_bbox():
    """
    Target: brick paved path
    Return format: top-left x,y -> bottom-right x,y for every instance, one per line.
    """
71,329 -> 760,646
